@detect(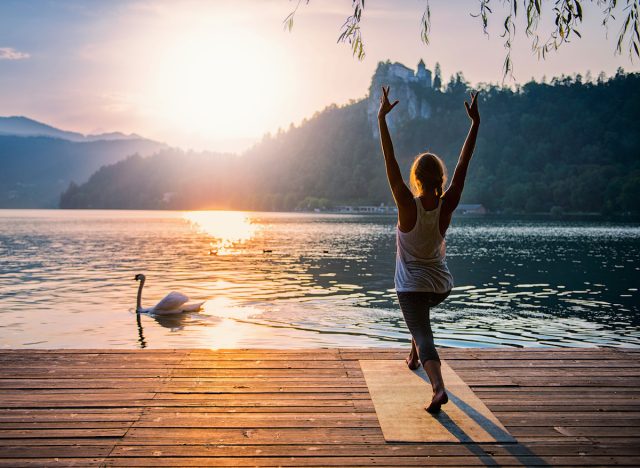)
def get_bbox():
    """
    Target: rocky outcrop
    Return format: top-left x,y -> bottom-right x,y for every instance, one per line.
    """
367,61 -> 433,137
